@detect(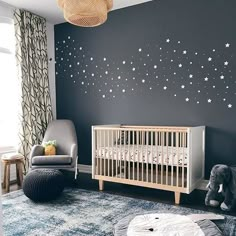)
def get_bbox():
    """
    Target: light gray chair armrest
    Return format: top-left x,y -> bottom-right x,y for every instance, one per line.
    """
30,145 -> 44,167
71,143 -> 78,167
